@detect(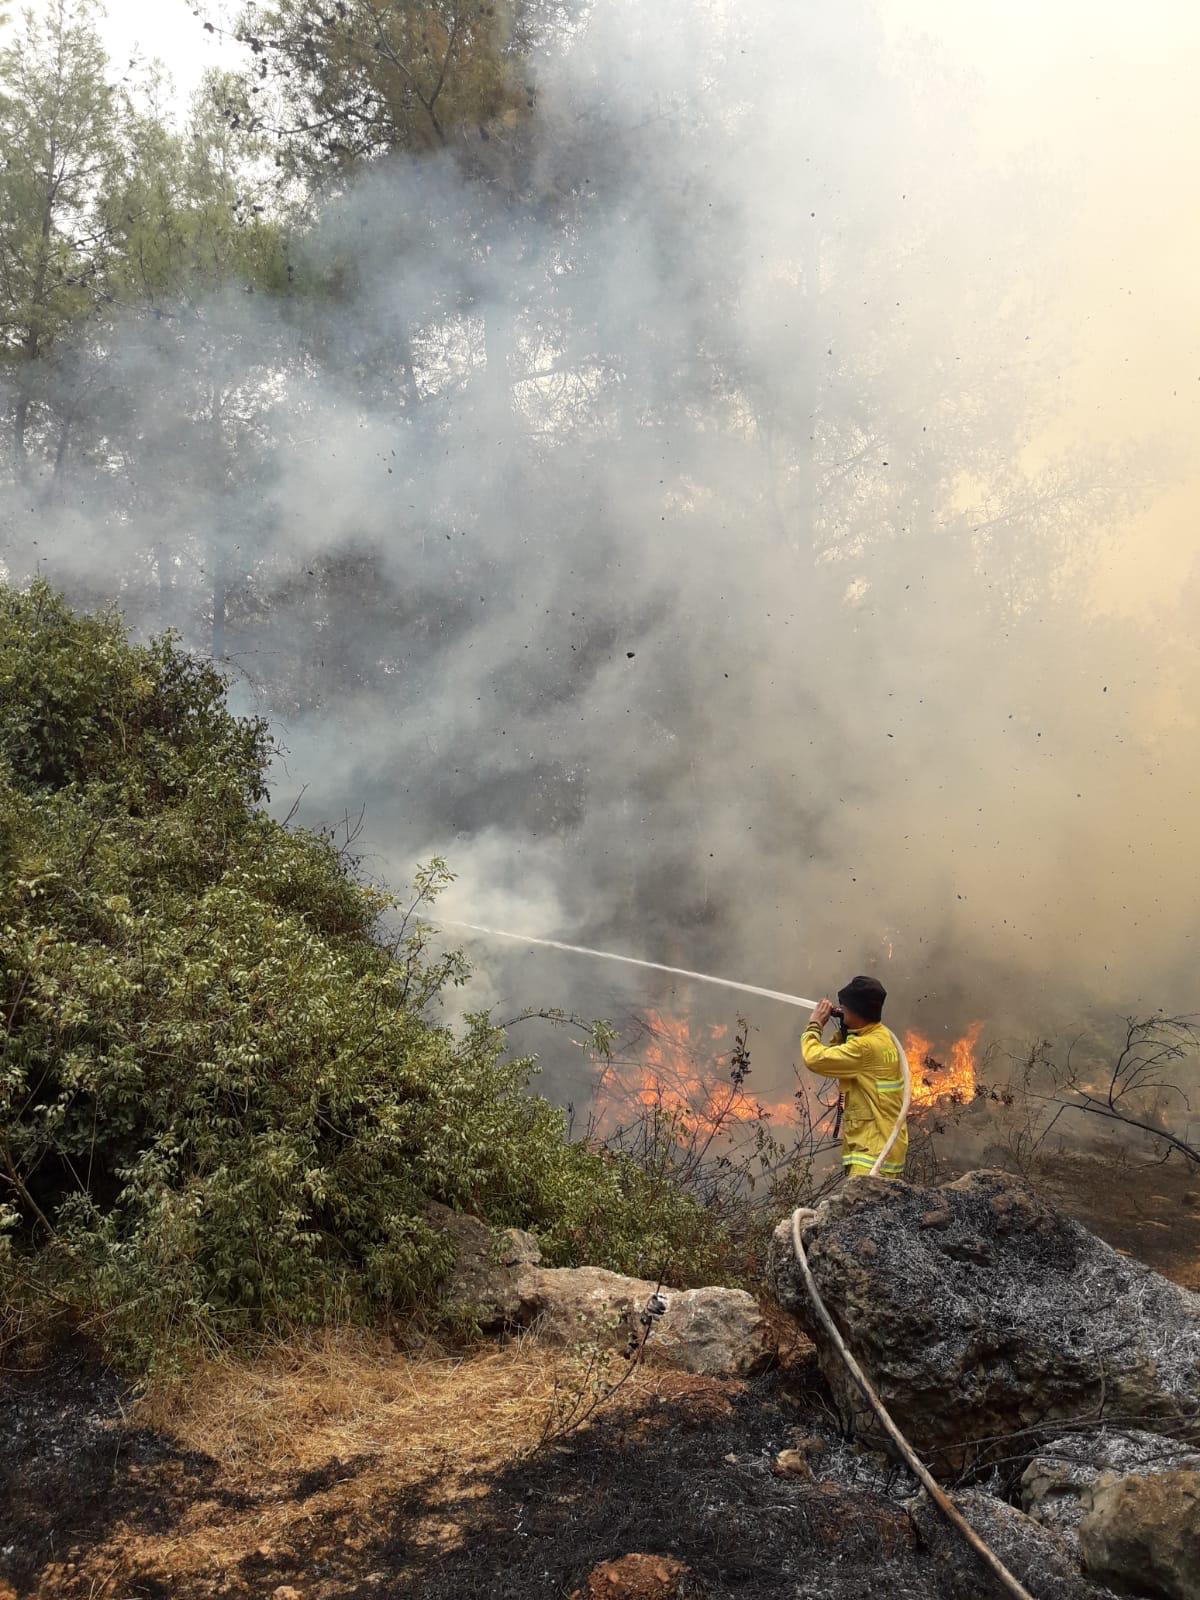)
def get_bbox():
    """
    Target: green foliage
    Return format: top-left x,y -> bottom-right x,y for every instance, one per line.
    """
0,0 -> 120,460
0,583 -> 725,1370
240,0 -> 548,178
103,70 -> 289,308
